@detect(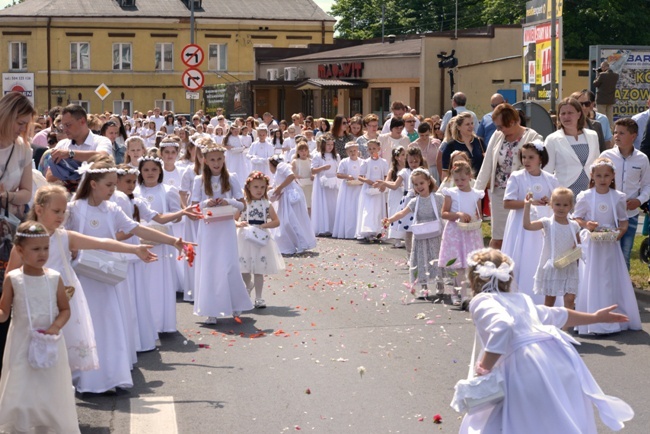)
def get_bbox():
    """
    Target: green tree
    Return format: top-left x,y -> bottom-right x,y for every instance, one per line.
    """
481,0 -> 526,25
